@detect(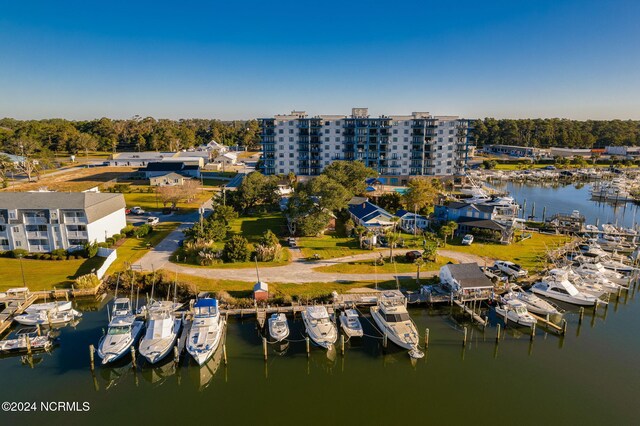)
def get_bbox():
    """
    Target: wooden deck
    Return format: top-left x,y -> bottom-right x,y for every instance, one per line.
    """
0,293 -> 39,336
